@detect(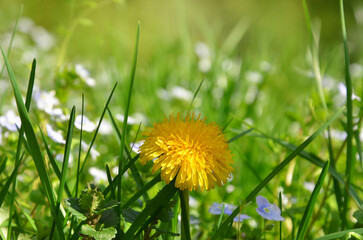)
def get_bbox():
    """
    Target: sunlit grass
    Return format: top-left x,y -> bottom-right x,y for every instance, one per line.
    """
0,0 -> 363,239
